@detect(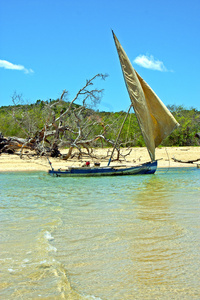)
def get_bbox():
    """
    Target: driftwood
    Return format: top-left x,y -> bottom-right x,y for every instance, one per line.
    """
0,134 -> 61,157
172,157 -> 200,164
0,135 -> 31,154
